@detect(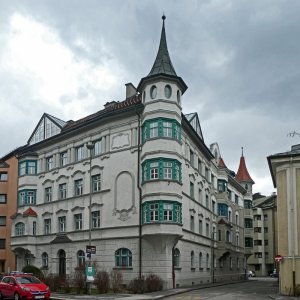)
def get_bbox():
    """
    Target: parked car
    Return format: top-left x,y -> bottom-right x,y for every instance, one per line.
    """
270,269 -> 279,278
247,270 -> 256,277
0,273 -> 51,300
